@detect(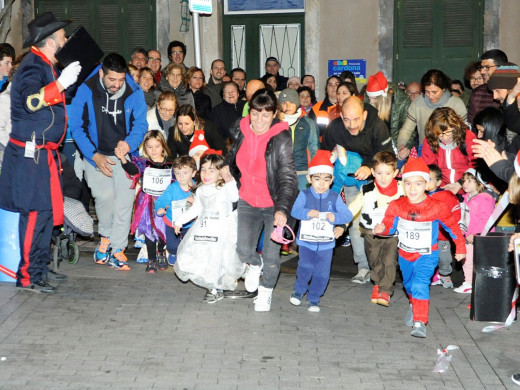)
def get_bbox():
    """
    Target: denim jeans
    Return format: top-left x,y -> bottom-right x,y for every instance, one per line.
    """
236,199 -> 281,289
343,185 -> 369,270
